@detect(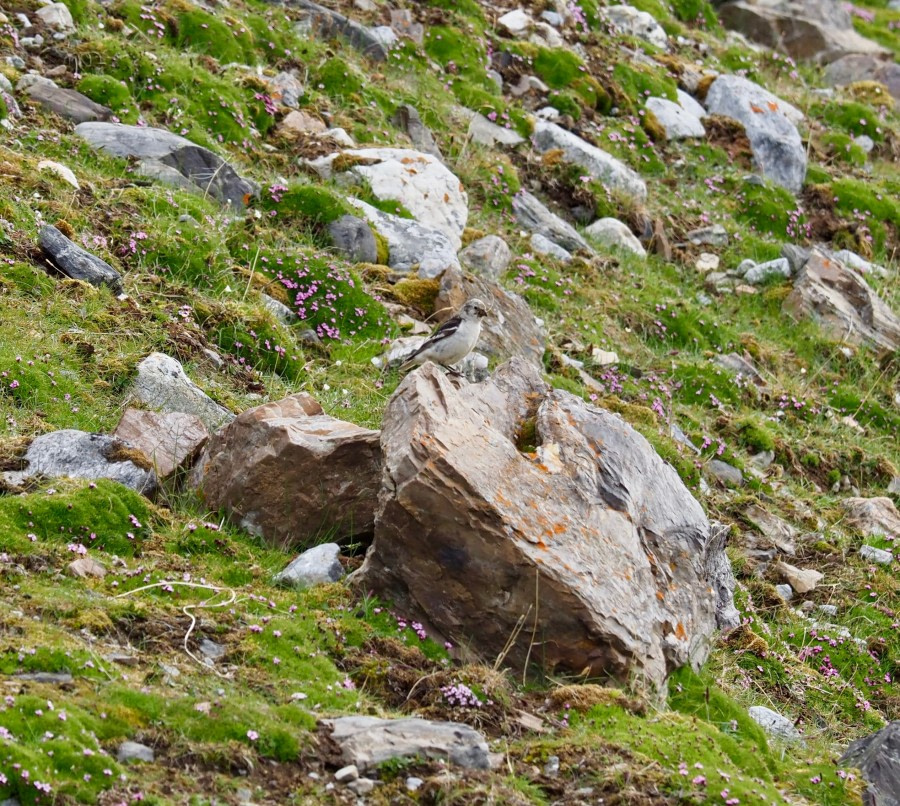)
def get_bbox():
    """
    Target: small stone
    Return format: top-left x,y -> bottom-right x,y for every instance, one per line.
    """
888,477 -> 900,495
117,741 -> 155,763
818,604 -> 838,616
774,584 -> 793,601
854,134 -> 875,153
406,776 -> 424,791
497,9 -> 533,36
685,224 -> 728,247
543,755 -> 560,776
199,638 -> 225,661
37,160 -> 79,189
695,253 -> 719,273
348,778 -> 377,796
781,243 -> 810,274
540,10 -> 563,26
775,561 -> 823,594
584,217 -> 646,257
260,293 -> 298,325
35,3 -> 74,33
274,543 -> 345,588
735,258 -> 756,276
278,109 -> 326,135
707,460 -> 743,487
748,705 -> 803,743
328,214 -> 378,263
269,71 -> 304,108
744,257 -> 791,285
235,788 -> 253,804
39,225 -> 122,293
859,545 -> 893,565
458,235 -> 511,281
66,557 -> 107,579
335,764 -> 360,783
530,233 -> 572,262
592,348 -> 620,366
15,671 -> 73,684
